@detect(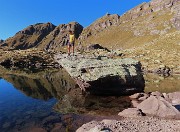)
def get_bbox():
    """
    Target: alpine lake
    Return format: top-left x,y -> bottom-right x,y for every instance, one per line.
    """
0,66 -> 180,132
